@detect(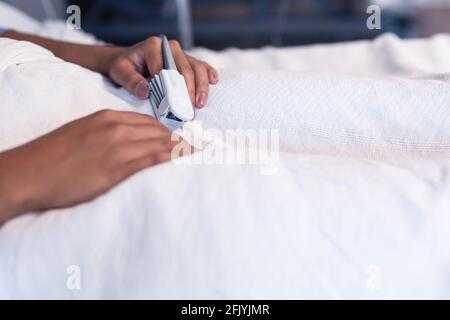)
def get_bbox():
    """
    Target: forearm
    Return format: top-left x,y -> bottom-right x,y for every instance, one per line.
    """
3,31 -> 125,75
